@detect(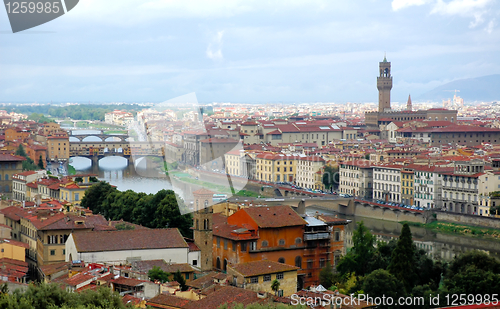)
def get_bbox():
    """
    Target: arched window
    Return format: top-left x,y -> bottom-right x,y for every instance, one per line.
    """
224,259 -> 228,272
195,219 -> 199,230
216,257 -> 221,269
295,256 -> 302,268
261,240 -> 268,247
278,239 -> 285,246
278,257 -> 285,264
4,174 -> 8,181
295,237 -> 302,245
